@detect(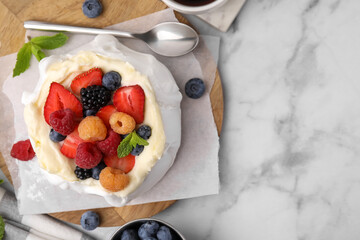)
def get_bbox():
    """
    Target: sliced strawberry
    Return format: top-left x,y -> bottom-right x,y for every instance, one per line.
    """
44,82 -> 83,125
60,126 -> 84,159
113,85 -> 145,124
104,154 -> 135,173
96,105 -> 117,128
70,67 -> 103,95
